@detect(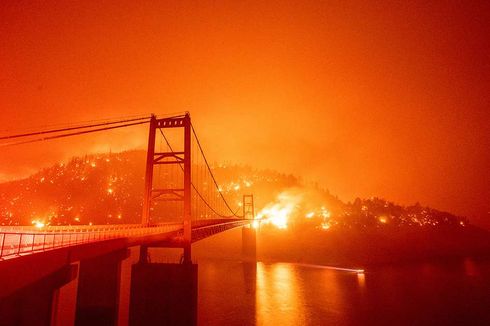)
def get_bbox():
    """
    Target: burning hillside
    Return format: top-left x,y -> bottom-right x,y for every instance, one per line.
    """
0,150 -> 468,234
